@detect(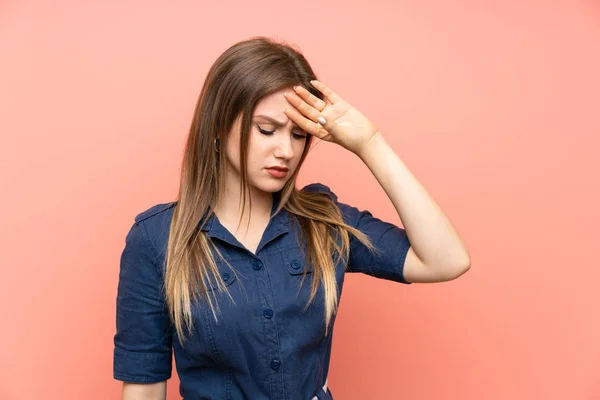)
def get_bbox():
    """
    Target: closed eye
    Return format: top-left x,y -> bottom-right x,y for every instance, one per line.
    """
292,132 -> 307,139
256,124 -> 307,140
256,124 -> 275,135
